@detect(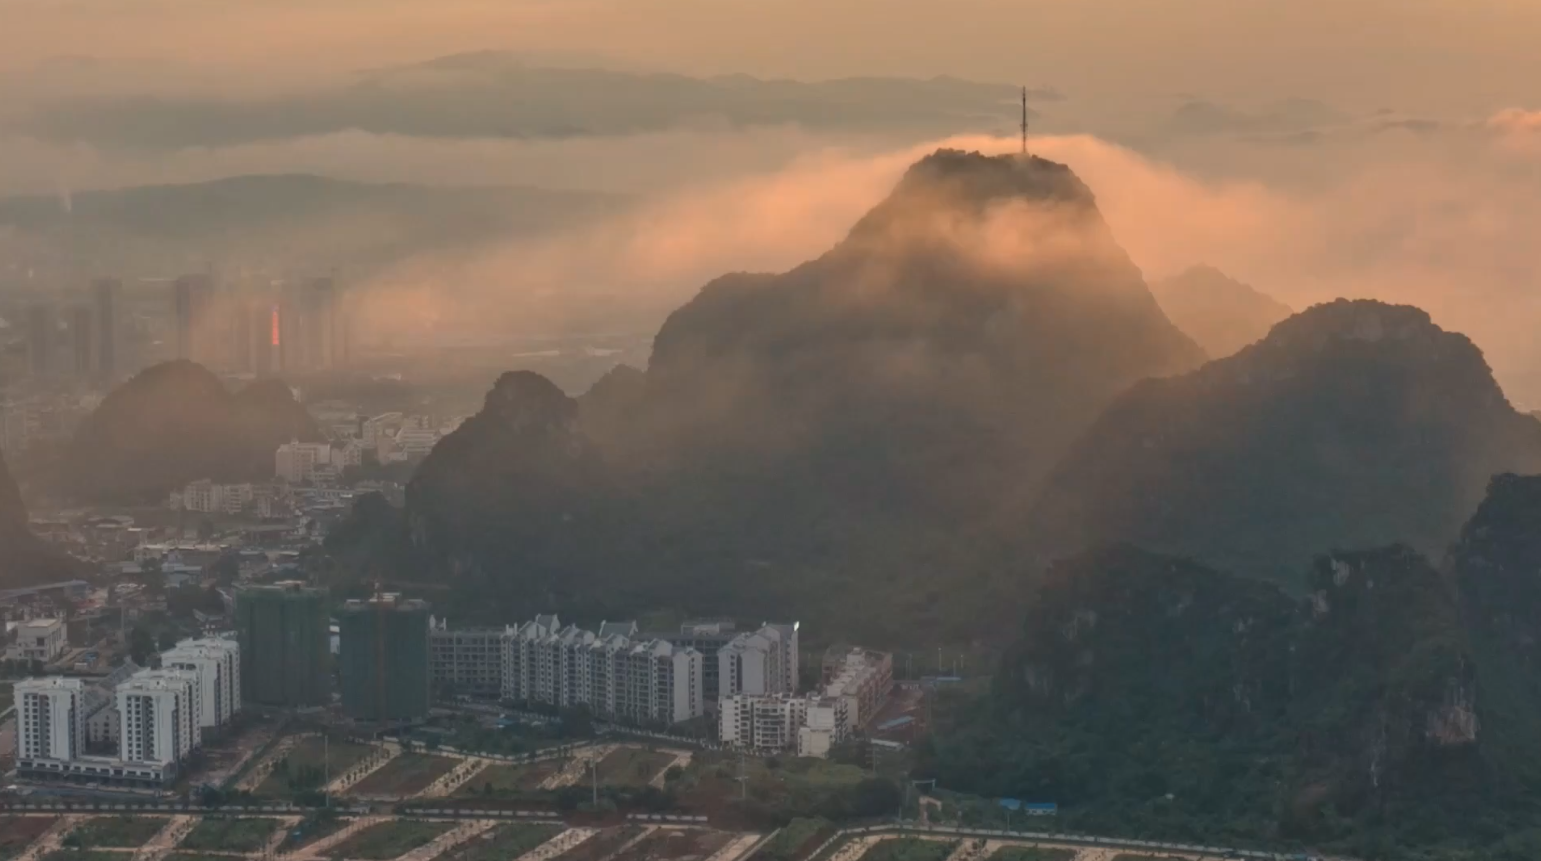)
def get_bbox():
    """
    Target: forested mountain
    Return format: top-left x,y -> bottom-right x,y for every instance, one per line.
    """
0,451 -> 78,588
340,149 -> 1206,638
1031,299 -> 1541,583
64,360 -> 322,503
922,475 -> 1541,858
